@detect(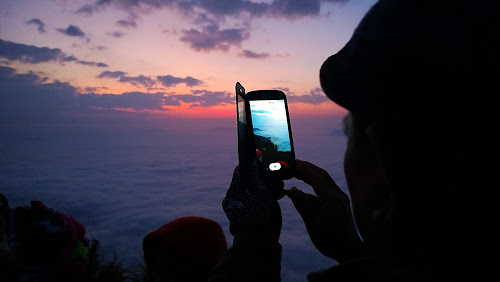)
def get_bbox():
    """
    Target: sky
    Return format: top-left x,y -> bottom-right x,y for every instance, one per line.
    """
0,0 -> 377,121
